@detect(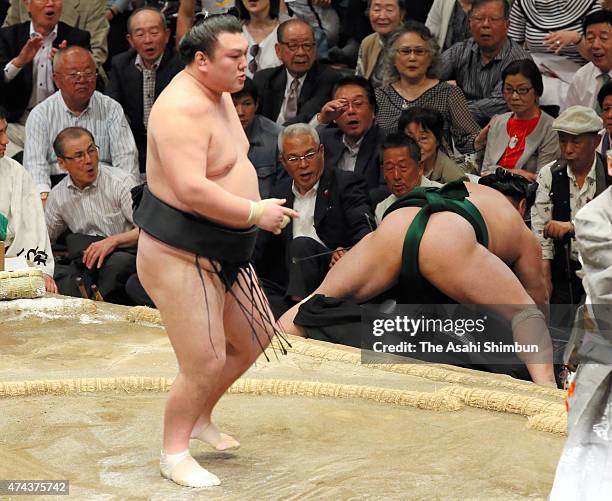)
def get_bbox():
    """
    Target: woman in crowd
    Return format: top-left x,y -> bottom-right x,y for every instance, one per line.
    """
398,107 -> 467,184
237,0 -> 284,78
375,22 -> 486,154
508,0 -> 602,105
356,0 -> 405,88
425,0 -> 473,51
482,59 -> 559,181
